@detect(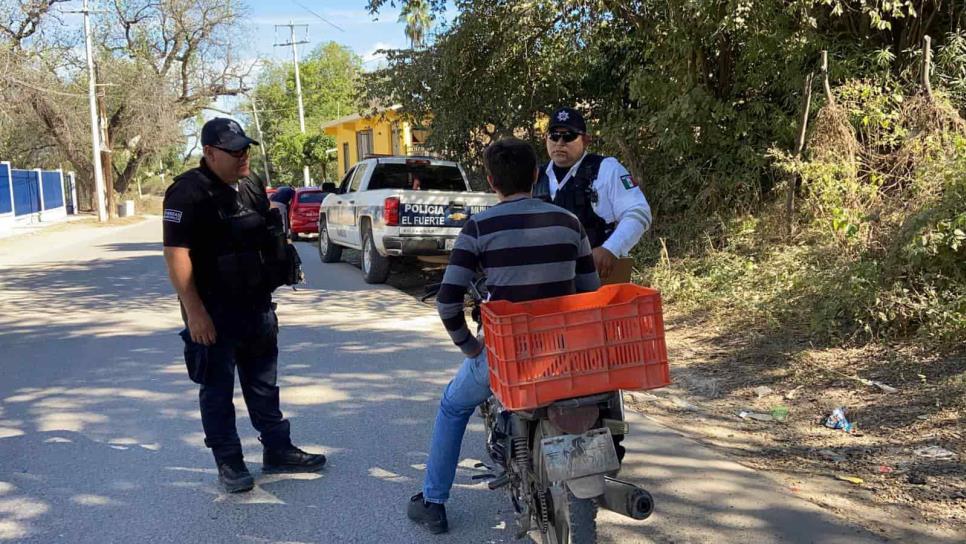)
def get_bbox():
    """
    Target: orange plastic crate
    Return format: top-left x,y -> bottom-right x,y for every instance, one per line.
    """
482,283 -> 670,411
